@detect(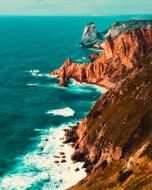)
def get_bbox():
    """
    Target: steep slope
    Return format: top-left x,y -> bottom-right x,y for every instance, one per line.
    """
67,55 -> 152,190
51,25 -> 152,89
50,20 -> 152,189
